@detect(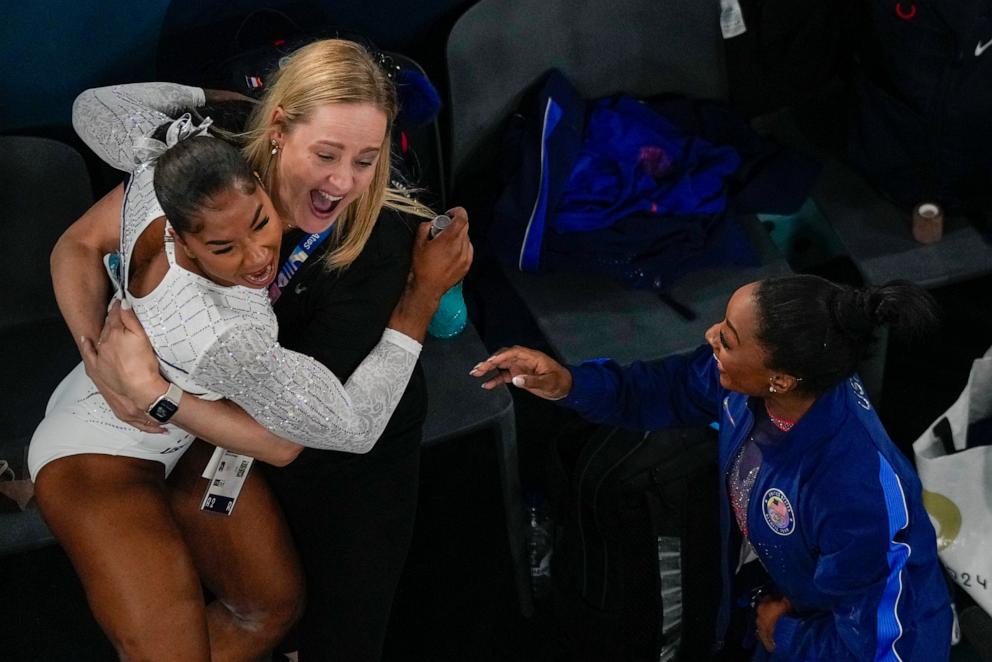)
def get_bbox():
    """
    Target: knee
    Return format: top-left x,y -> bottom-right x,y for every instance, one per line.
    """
262,586 -> 305,638
226,579 -> 305,641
